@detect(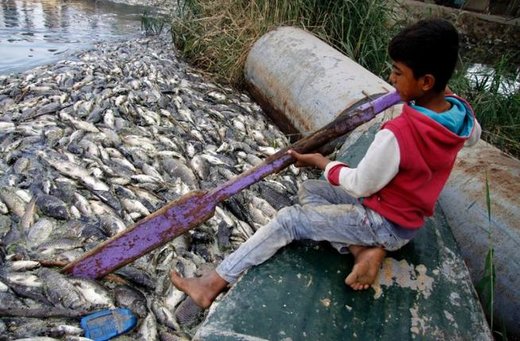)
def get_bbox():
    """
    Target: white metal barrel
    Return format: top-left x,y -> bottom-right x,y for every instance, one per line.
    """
244,26 -> 395,136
